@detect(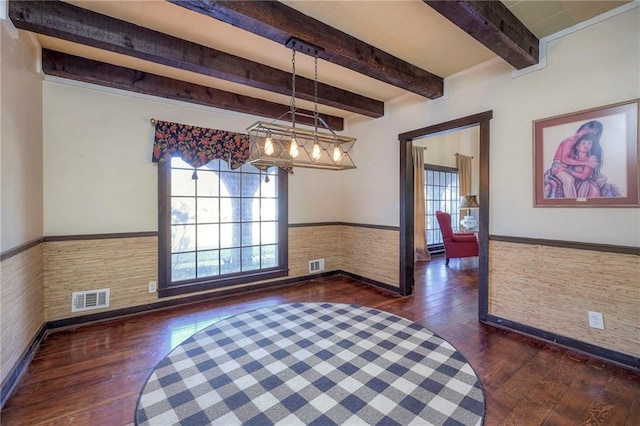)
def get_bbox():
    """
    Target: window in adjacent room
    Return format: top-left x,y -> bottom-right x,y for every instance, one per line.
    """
157,158 -> 288,296
424,165 -> 460,251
